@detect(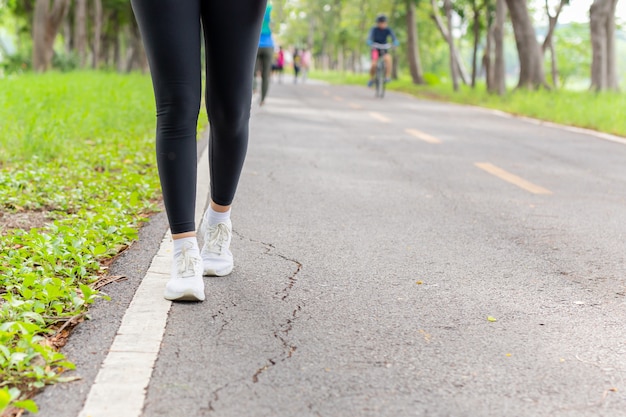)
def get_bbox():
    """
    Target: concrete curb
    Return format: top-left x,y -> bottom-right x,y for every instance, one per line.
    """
77,147 -> 211,417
